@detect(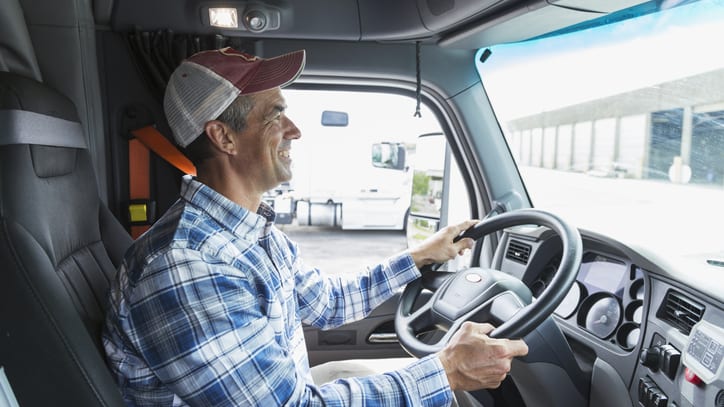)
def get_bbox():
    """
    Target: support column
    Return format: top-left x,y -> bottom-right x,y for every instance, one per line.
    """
613,116 -> 621,163
681,106 -> 693,165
